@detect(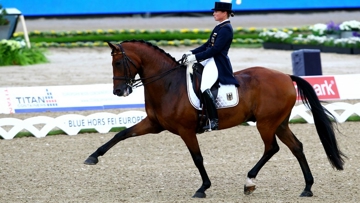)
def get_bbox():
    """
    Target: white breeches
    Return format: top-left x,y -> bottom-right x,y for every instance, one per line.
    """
200,57 -> 218,93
